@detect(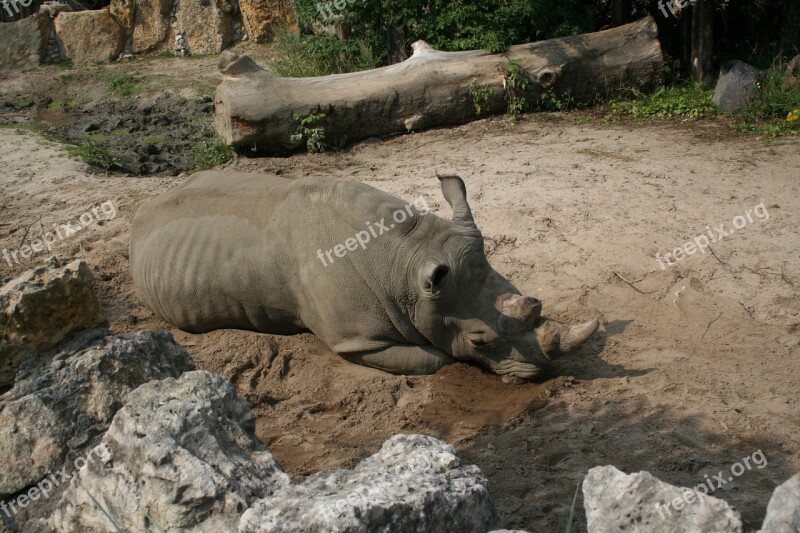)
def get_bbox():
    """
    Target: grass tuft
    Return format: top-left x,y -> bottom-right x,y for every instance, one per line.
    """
107,74 -> 145,98
65,141 -> 118,169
